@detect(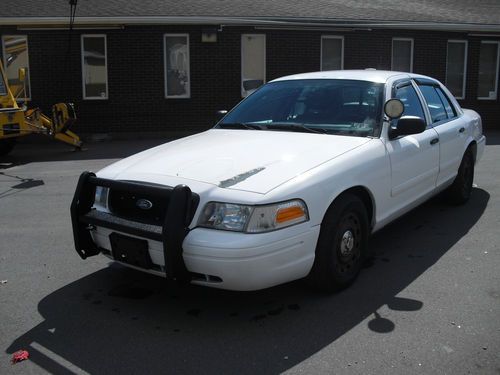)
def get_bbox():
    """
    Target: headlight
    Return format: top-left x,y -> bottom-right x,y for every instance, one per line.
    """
198,202 -> 252,232
197,200 -> 308,233
94,186 -> 109,210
